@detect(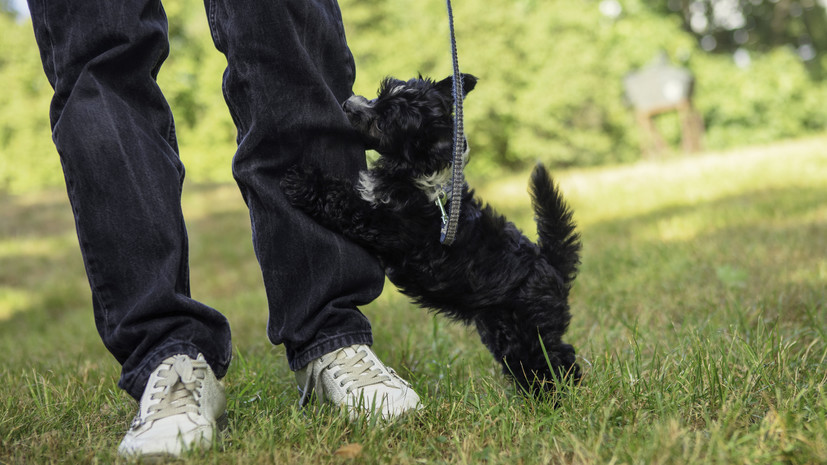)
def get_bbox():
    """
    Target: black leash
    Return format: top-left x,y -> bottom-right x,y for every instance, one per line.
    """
439,0 -> 465,246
